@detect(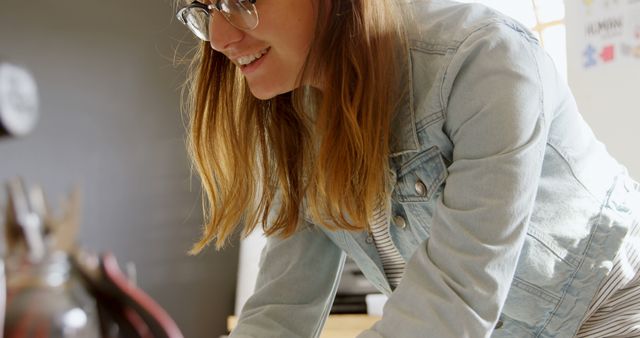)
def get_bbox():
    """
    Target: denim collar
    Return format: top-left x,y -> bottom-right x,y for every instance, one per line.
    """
389,49 -> 420,157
